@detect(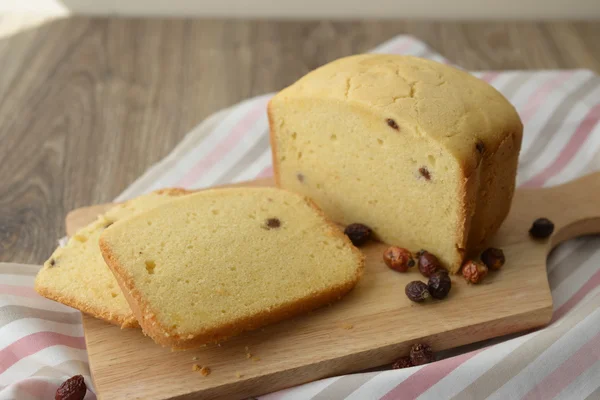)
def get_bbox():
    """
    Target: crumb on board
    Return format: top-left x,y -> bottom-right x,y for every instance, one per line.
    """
246,353 -> 252,359
192,356 -> 198,361
251,356 -> 261,362
341,323 -> 354,330
236,372 -> 243,378
193,364 -> 211,376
